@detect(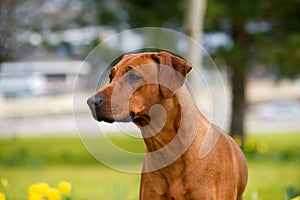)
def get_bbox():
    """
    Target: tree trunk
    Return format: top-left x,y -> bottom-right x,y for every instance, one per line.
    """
184,0 -> 207,107
184,0 -> 207,67
230,65 -> 246,143
184,0 -> 207,42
